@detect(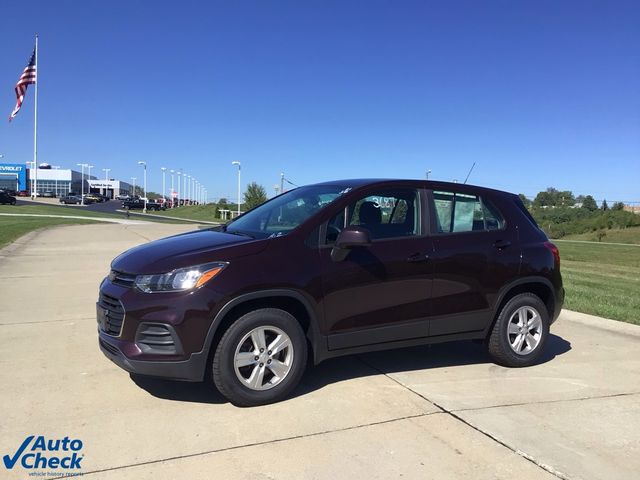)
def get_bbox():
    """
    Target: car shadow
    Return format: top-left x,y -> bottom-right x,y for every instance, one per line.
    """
130,373 -> 227,404
130,334 -> 571,405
